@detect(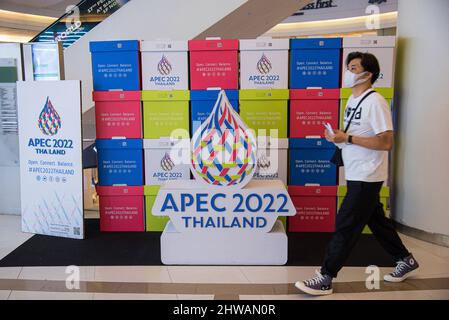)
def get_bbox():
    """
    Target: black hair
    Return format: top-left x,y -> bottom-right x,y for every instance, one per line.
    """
346,52 -> 381,84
